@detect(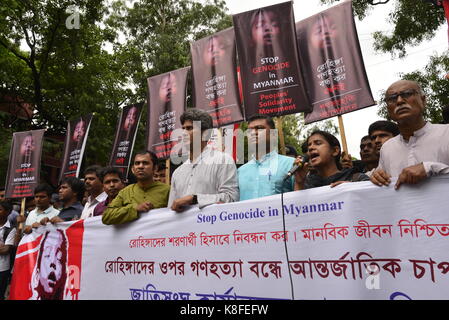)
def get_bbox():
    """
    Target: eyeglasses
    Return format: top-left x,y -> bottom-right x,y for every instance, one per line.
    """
384,89 -> 418,105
